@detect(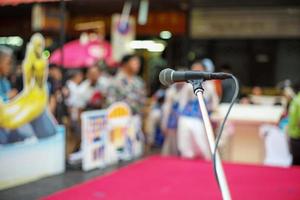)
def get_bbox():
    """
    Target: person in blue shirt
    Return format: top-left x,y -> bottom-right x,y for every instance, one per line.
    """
0,46 -> 22,144
0,46 -> 17,102
177,61 -> 219,159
